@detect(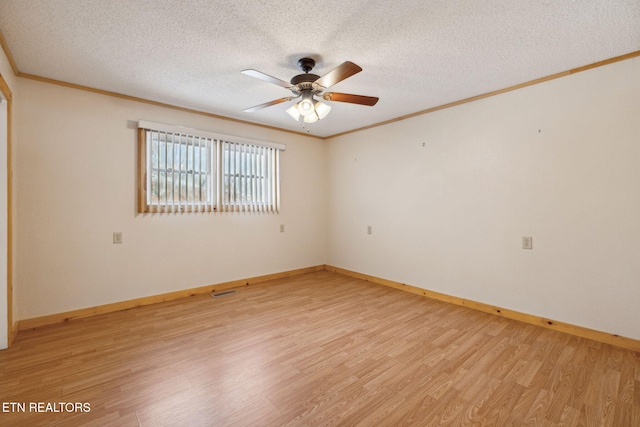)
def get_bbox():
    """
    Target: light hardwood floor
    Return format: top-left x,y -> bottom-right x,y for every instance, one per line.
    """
1,271 -> 638,426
